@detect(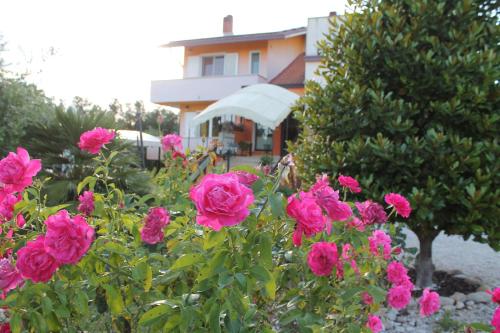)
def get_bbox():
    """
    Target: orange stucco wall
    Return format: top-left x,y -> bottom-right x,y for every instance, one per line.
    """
267,35 -> 305,80
185,41 -> 269,77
